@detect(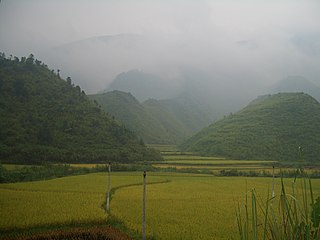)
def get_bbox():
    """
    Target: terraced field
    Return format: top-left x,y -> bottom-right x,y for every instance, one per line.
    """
149,145 -> 320,176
